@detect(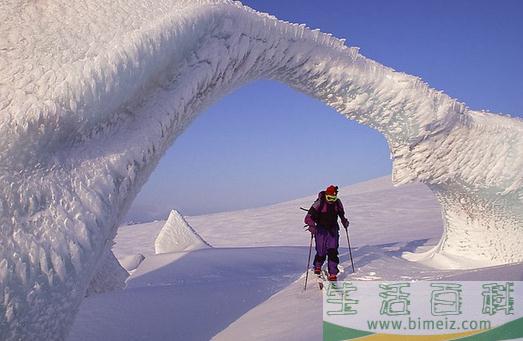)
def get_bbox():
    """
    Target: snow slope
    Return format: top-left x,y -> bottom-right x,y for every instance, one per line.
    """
68,247 -> 306,341
68,176 -> 523,340
185,176 -> 443,249
1,0 -> 523,338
